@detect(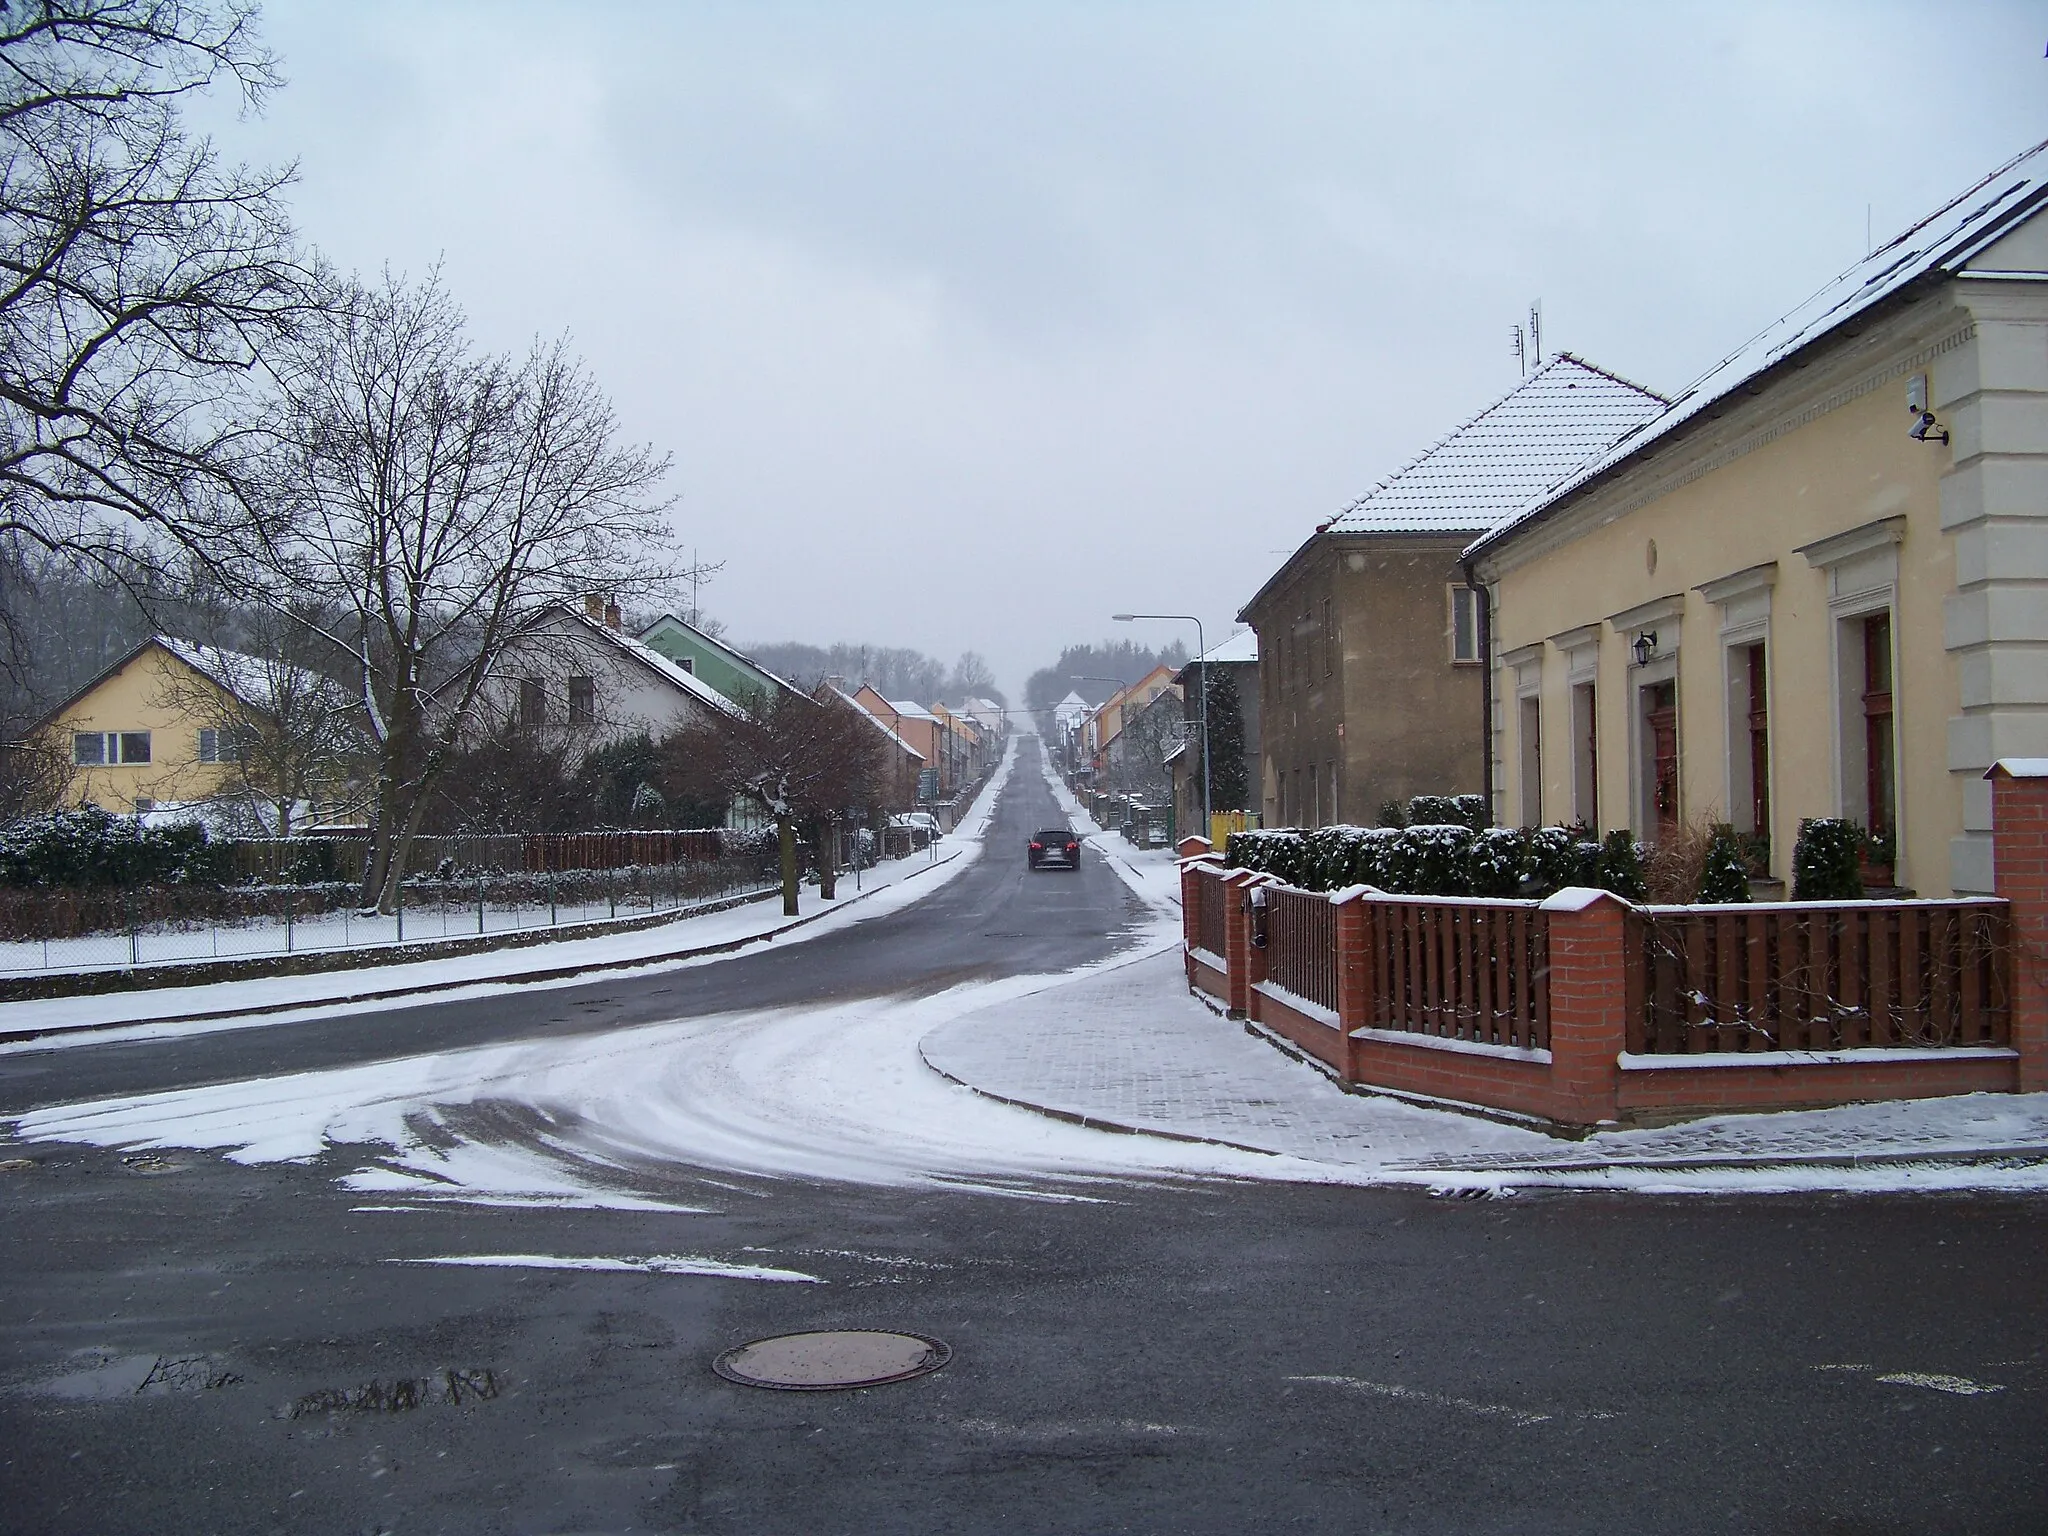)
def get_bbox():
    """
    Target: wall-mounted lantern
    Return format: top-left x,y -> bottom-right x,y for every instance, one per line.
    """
1631,630 -> 1659,668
